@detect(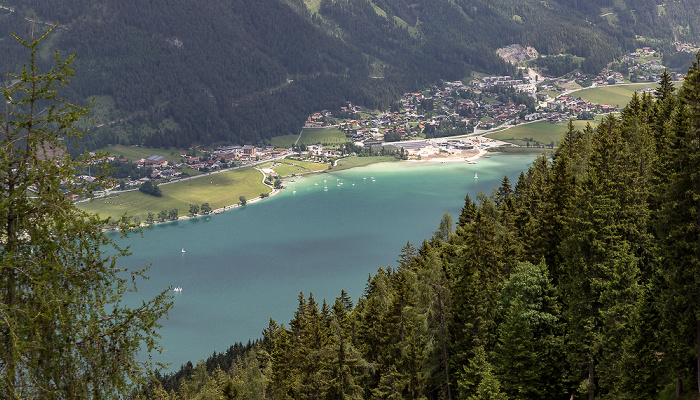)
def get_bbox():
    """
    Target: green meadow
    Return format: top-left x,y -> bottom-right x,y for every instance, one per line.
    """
298,128 -> 347,145
101,144 -> 196,162
334,155 -> 398,171
485,117 -> 602,146
574,83 -> 654,107
269,134 -> 299,148
78,167 -> 270,221
259,159 -> 329,177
